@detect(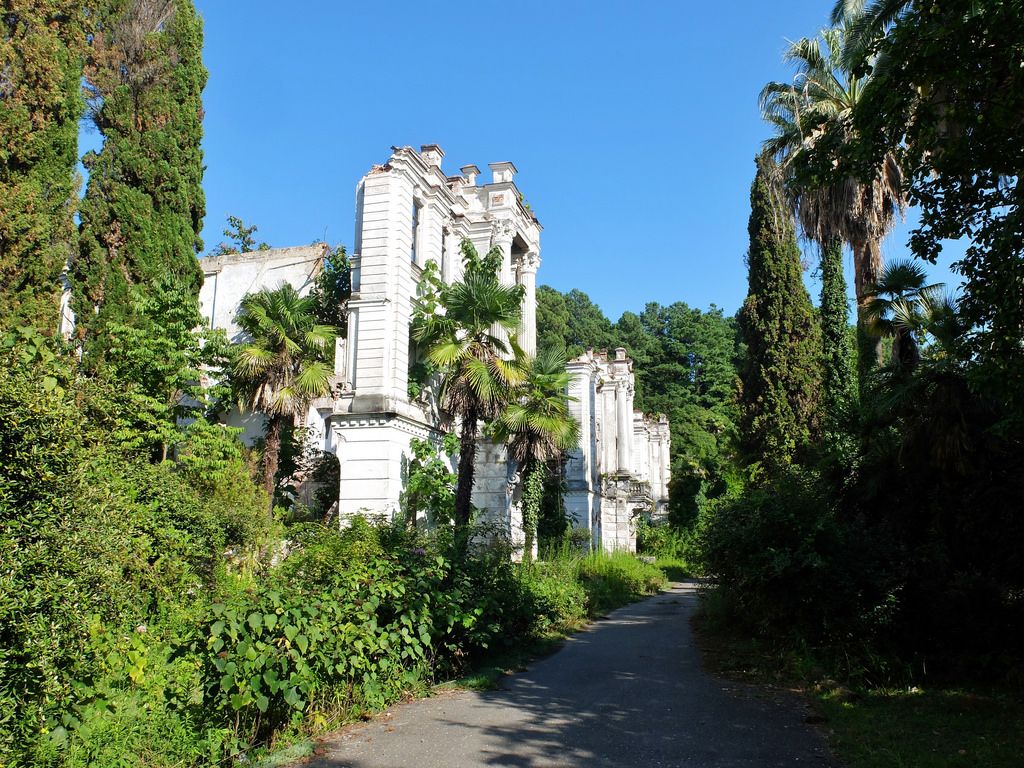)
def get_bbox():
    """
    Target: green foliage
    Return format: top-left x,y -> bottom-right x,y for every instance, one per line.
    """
232,283 -> 336,502
74,0 -> 206,376
401,435 -> 458,528
536,460 -> 570,547
536,285 -> 743,527
172,419 -> 271,552
517,548 -> 665,630
618,301 -> 742,523
535,286 -> 571,355
636,519 -> 696,562
536,285 -> 617,358
204,553 -> 434,748
412,239 -> 527,550
819,238 -> 857,438
0,2 -> 85,333
98,278 -> 223,458
0,342 -> 270,765
211,214 -> 269,255
696,467 -> 887,649
408,259 -> 445,399
760,19 -> 905,379
575,551 -> 667,616
839,0 -> 1024,428
492,349 -> 580,560
738,154 -> 823,472
309,244 -> 351,335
